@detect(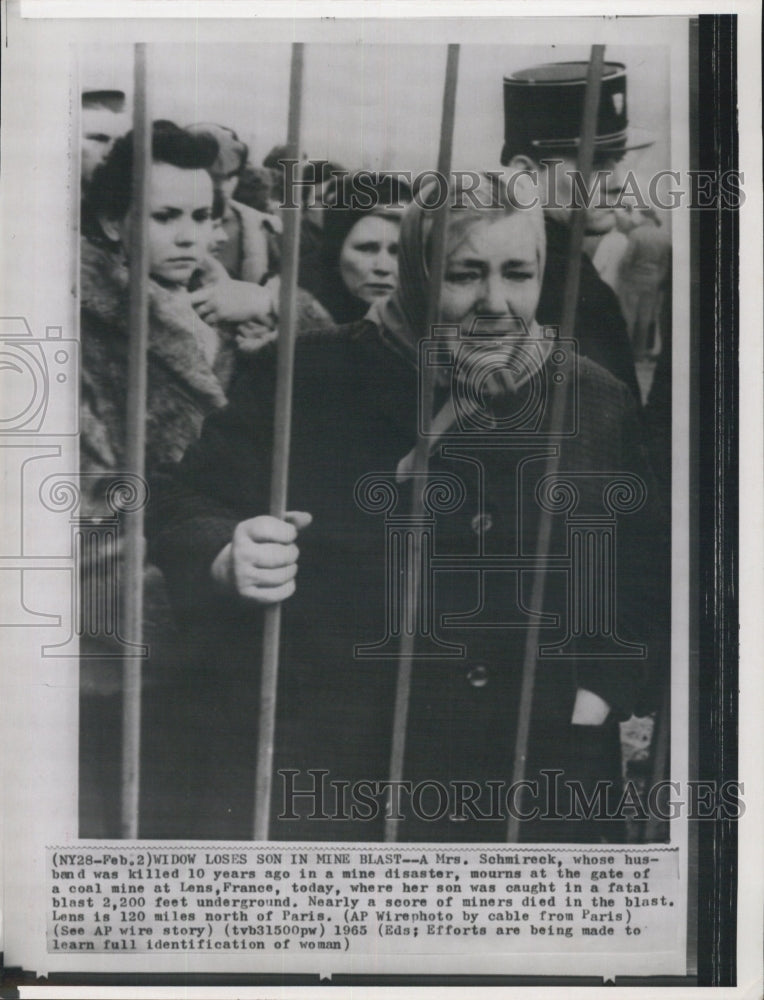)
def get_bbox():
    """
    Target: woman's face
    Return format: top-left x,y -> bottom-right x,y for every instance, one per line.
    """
114,162 -> 215,286
339,215 -> 400,304
440,213 -> 542,335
